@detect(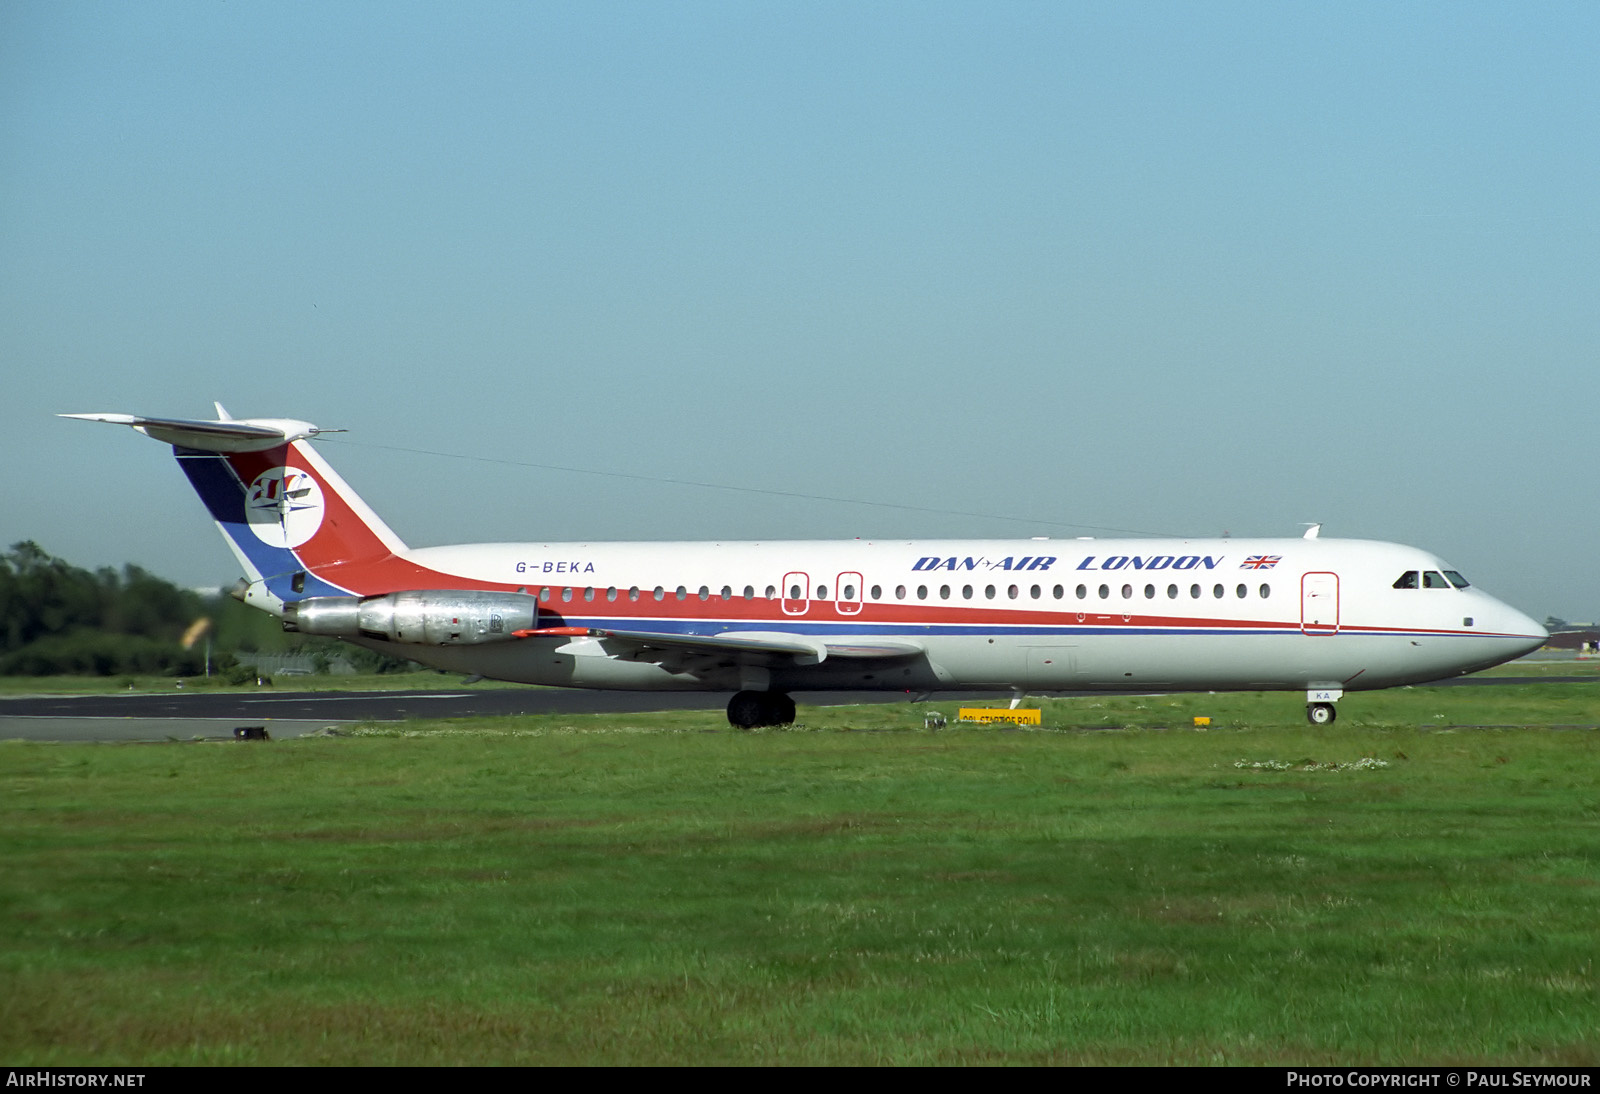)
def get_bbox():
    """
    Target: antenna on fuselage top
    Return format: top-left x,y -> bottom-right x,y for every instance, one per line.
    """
1302,523 -> 1322,539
